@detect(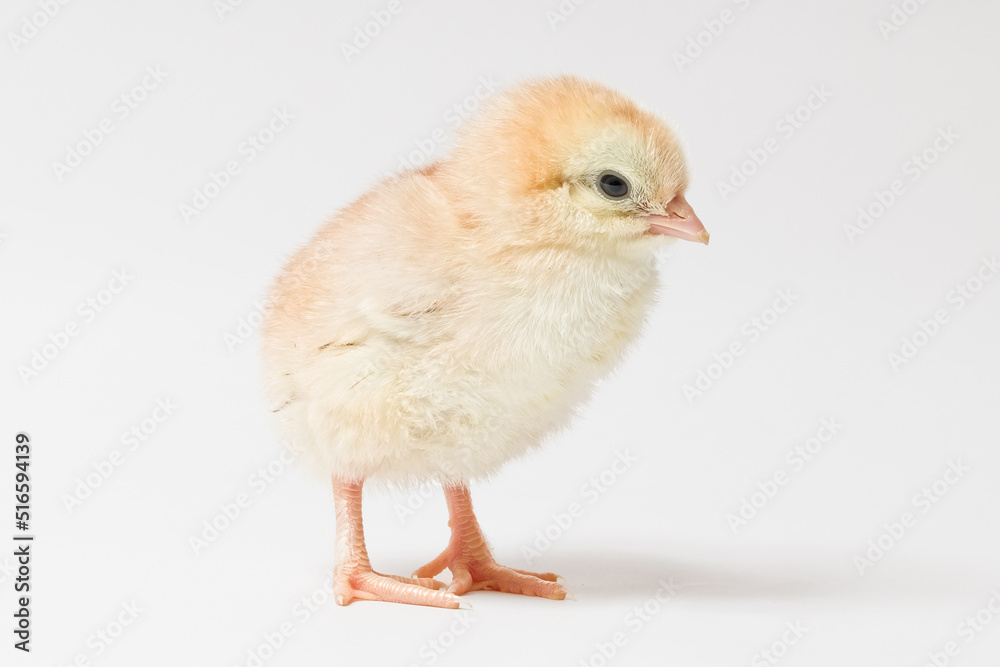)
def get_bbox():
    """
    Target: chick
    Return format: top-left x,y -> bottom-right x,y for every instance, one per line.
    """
261,76 -> 708,609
